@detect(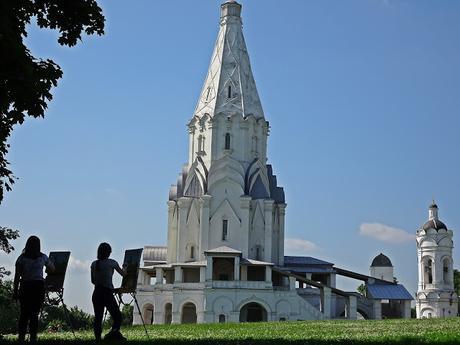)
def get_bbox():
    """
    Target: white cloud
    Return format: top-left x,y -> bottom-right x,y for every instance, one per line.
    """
68,257 -> 91,274
359,223 -> 415,244
285,238 -> 320,255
